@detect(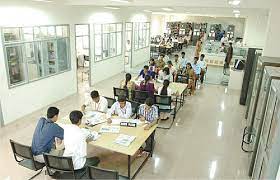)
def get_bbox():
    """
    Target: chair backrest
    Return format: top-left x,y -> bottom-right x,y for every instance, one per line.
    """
10,139 -> 34,161
127,100 -> 141,115
87,166 -> 119,180
113,87 -> 128,99
43,153 -> 75,173
154,95 -> 172,109
104,96 -> 116,108
133,90 -> 149,104
176,74 -> 189,84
